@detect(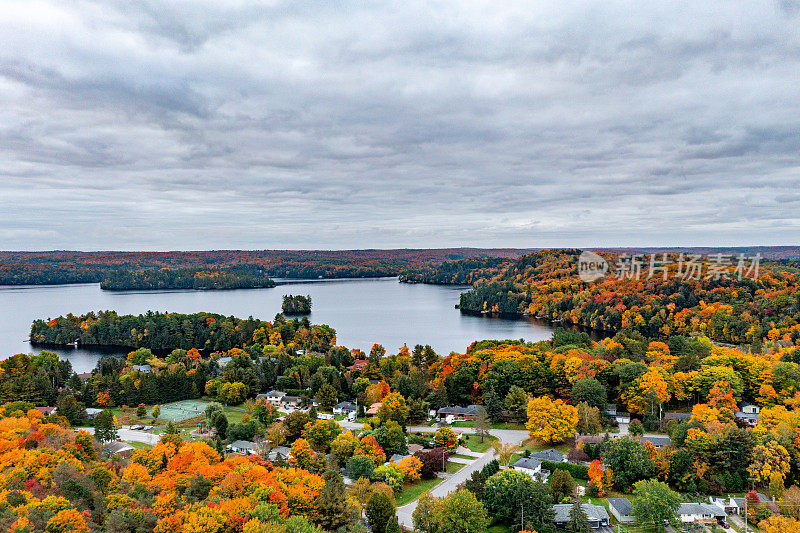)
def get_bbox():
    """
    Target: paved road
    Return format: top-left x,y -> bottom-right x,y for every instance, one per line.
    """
383,426 -> 529,530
